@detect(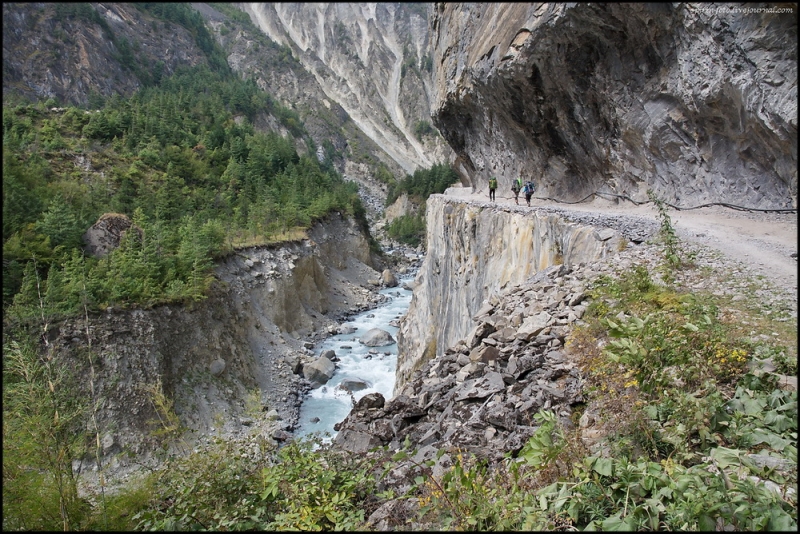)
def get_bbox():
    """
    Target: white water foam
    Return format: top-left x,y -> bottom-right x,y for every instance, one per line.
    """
295,274 -> 415,442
